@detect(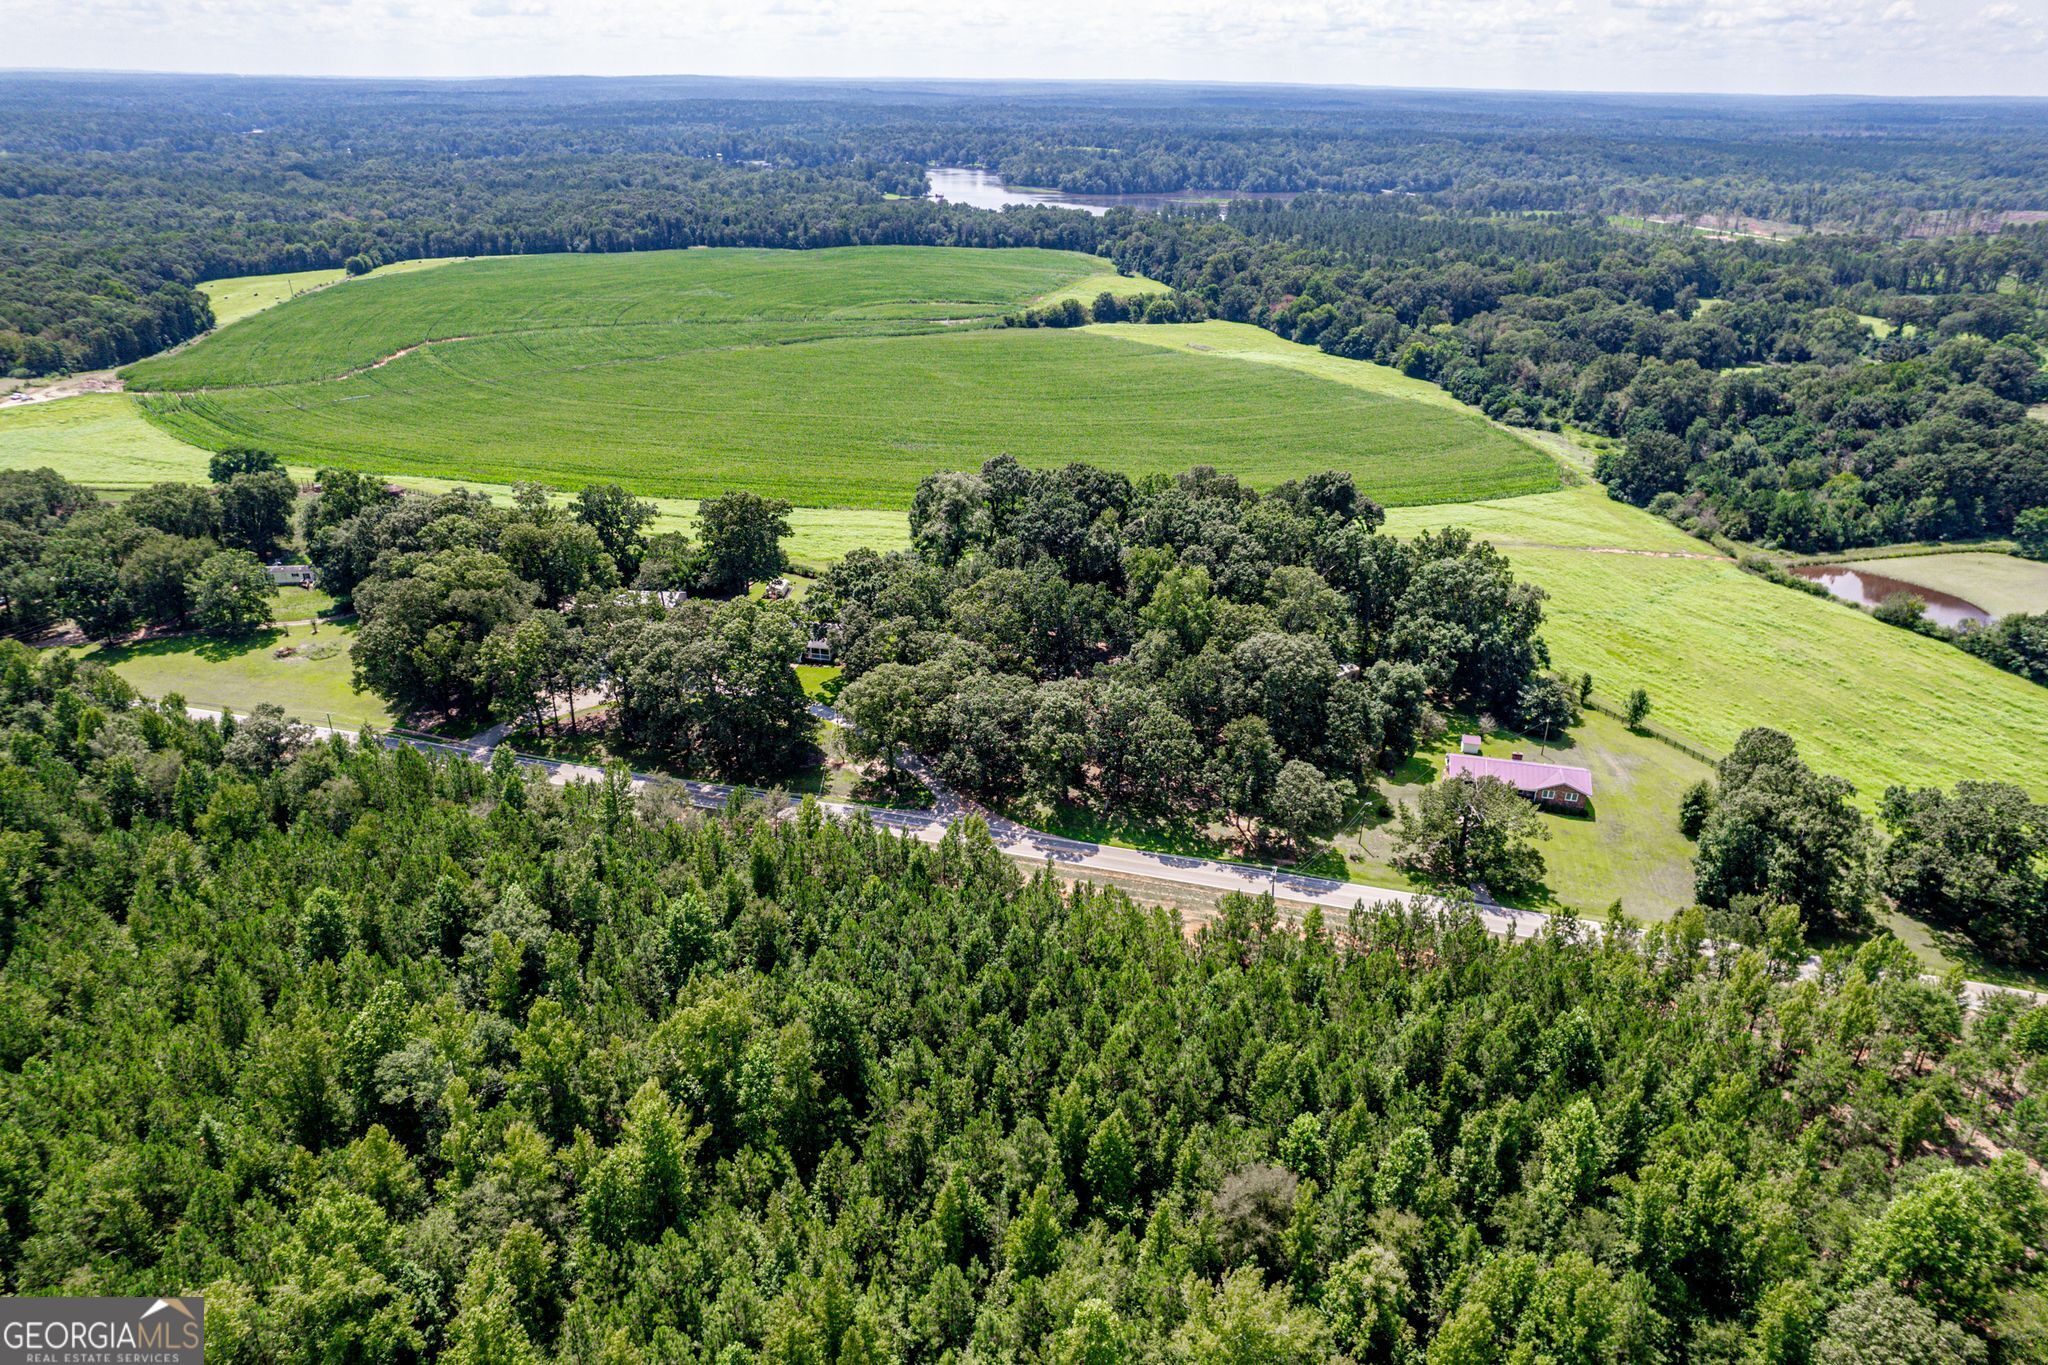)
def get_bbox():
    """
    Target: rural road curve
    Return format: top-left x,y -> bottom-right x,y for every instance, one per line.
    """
188,705 -> 2042,1012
